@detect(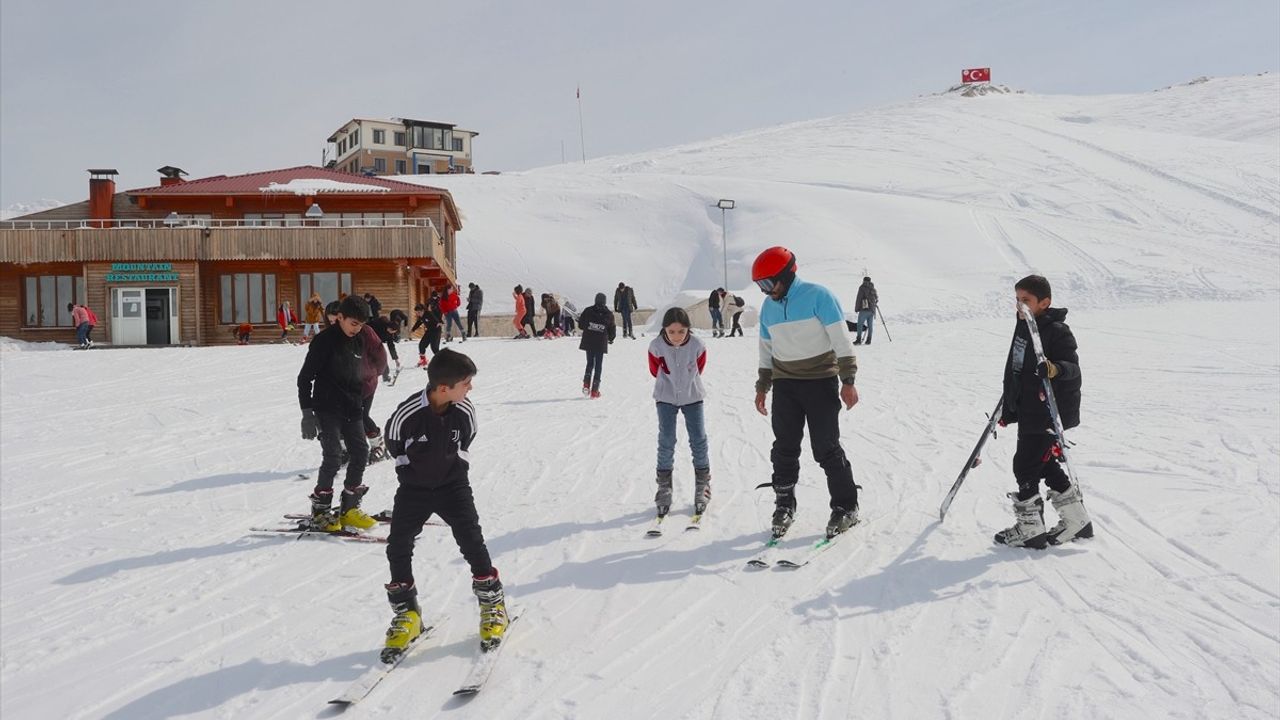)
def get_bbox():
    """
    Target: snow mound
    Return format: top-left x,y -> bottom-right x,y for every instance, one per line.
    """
940,83 -> 1023,97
